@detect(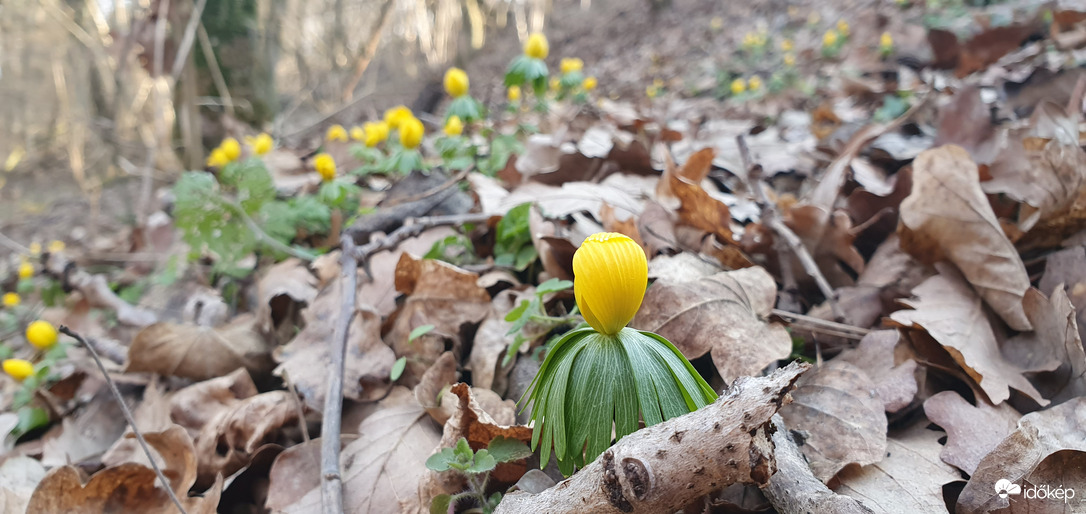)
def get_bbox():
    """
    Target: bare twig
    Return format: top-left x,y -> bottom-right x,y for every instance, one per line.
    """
282,370 -> 311,442
737,136 -> 846,322
137,0 -> 171,227
0,232 -> 30,255
169,0 -> 210,81
771,309 -> 870,341
341,0 -> 396,102
217,199 -> 318,261
59,326 -> 188,514
320,235 -> 357,514
196,23 -> 235,118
